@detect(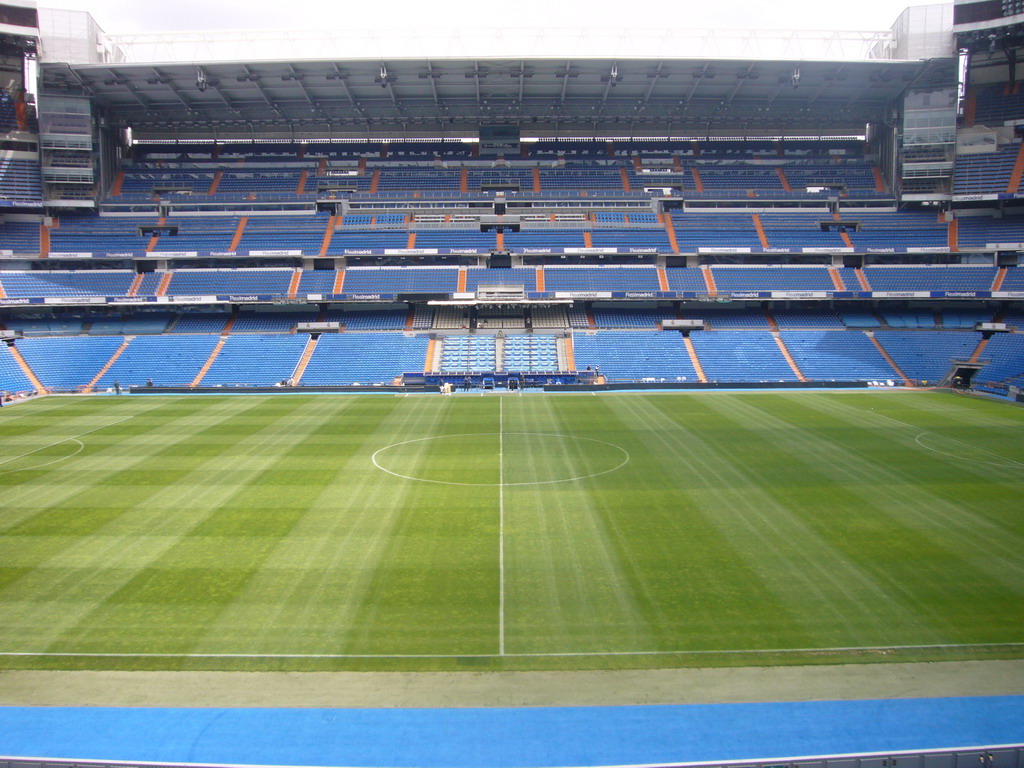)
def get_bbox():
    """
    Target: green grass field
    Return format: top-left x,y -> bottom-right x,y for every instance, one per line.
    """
0,389 -> 1022,672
